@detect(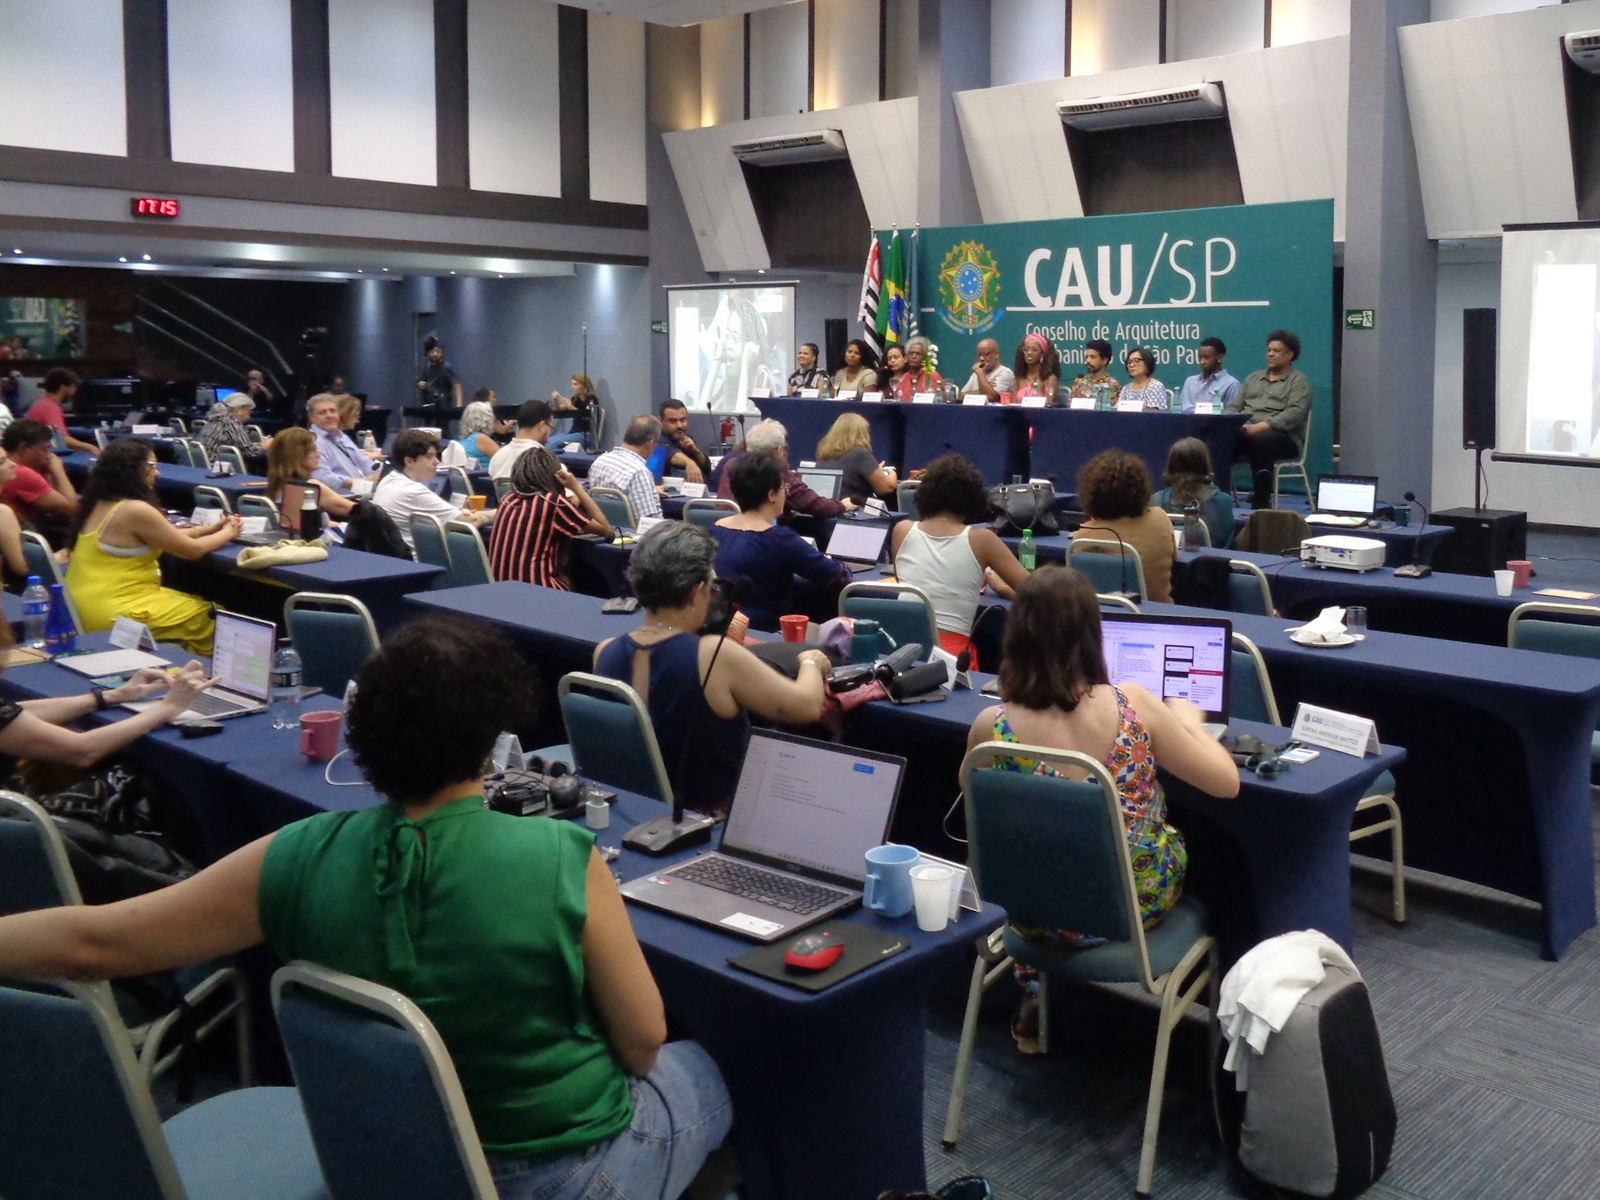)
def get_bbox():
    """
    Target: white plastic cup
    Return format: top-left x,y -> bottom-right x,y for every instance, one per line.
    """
585,797 -> 609,830
1494,569 -> 1514,598
910,864 -> 955,932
